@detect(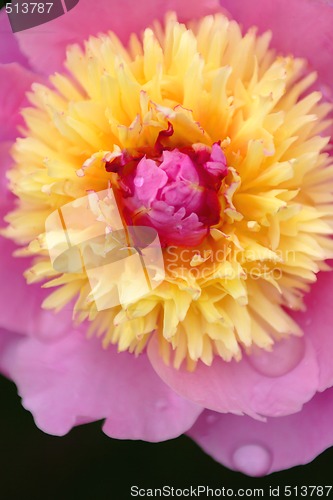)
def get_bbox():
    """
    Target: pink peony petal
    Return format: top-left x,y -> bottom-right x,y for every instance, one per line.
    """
0,64 -> 46,331
0,237 -> 75,341
0,141 -> 16,222
0,328 -> 18,378
147,333 -> 319,419
0,330 -> 202,440
133,157 -> 168,206
188,388 -> 333,476
15,0 -> 224,75
290,269 -> 333,392
220,0 -> 333,94
0,11 -> 29,66
0,63 -> 40,143
0,64 -> 42,220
